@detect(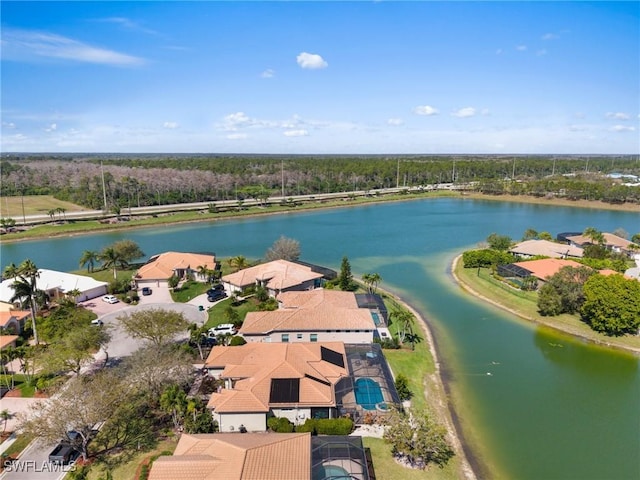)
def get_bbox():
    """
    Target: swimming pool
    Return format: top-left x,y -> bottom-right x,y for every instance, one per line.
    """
314,464 -> 351,480
370,311 -> 382,326
354,378 -> 384,411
